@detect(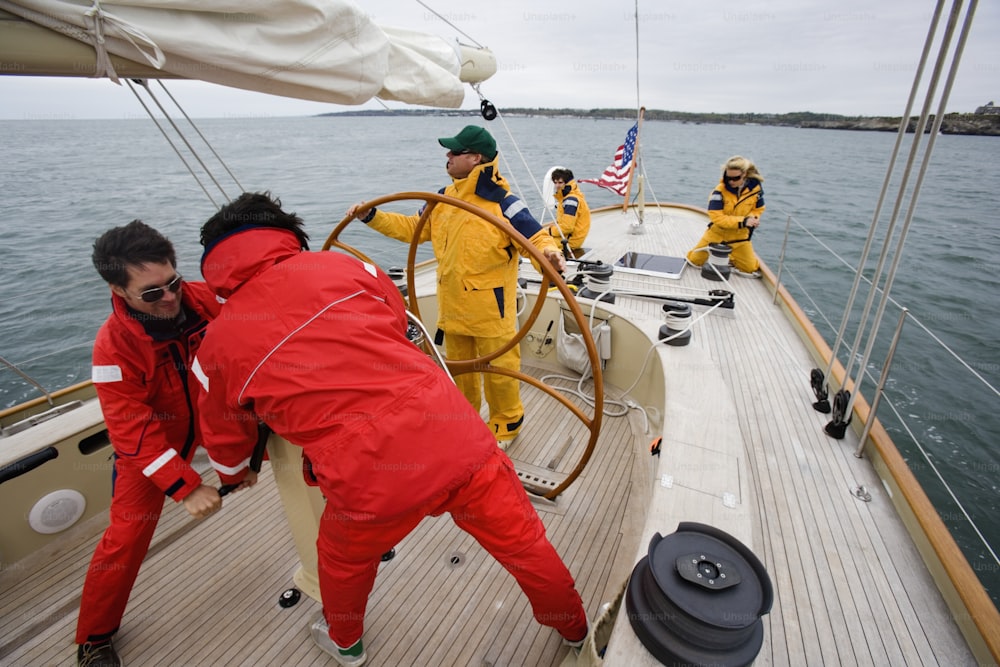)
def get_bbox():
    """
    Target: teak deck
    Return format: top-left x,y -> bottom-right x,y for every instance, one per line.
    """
0,203 -> 977,666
